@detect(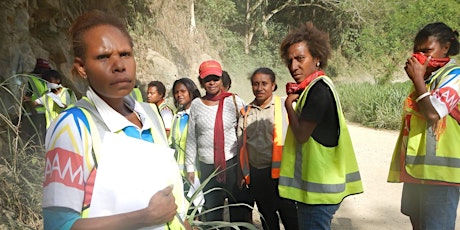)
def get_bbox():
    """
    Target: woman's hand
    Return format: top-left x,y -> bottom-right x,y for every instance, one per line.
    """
187,172 -> 195,183
143,186 -> 177,226
405,55 -> 430,83
239,178 -> 247,189
285,94 -> 300,108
